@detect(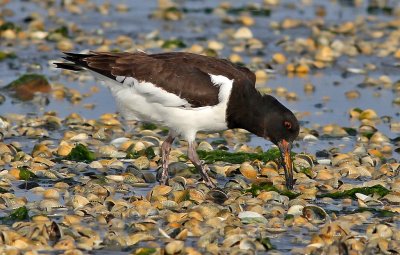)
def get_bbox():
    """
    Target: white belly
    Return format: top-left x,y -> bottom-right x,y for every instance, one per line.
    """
113,87 -> 228,140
